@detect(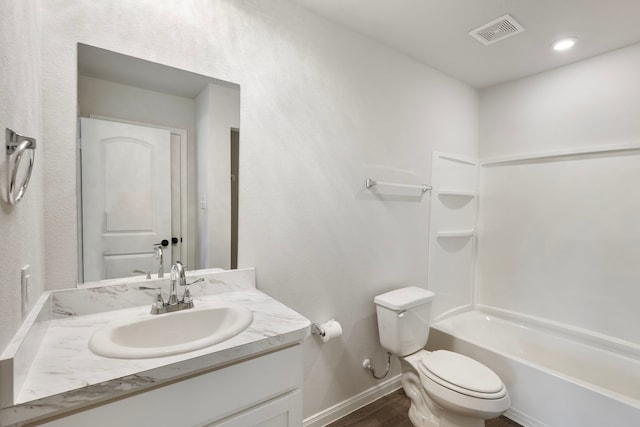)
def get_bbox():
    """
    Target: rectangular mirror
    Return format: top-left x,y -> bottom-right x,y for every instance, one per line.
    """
77,44 -> 240,283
